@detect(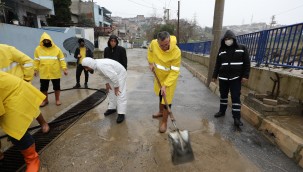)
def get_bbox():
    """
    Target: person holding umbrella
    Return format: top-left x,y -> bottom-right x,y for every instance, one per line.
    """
73,38 -> 93,89
34,32 -> 68,107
